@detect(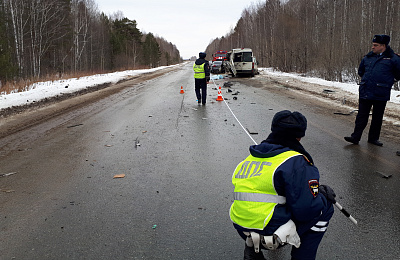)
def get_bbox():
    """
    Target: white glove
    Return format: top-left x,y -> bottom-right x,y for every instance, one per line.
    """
273,219 -> 301,248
